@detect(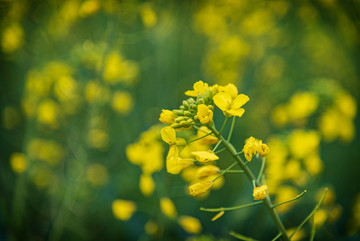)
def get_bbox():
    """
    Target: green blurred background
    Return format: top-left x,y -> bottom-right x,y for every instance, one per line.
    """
1,0 -> 360,240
